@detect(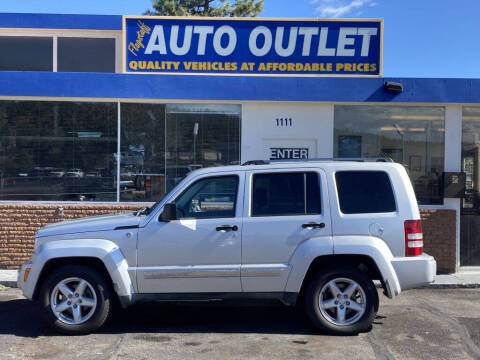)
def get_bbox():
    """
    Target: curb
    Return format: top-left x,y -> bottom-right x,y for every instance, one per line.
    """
423,283 -> 480,289
0,281 -> 17,288
374,282 -> 480,290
